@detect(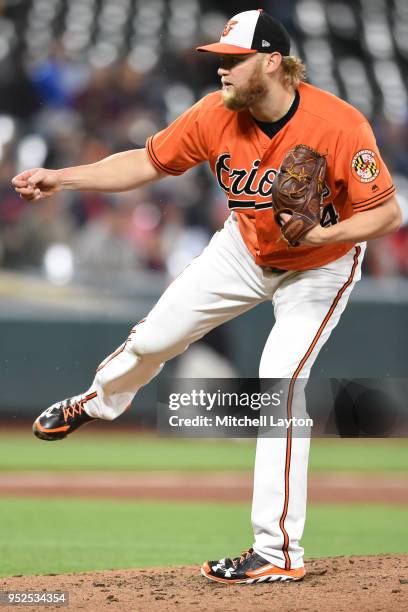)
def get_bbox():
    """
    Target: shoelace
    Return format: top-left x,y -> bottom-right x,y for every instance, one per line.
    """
62,399 -> 85,422
233,548 -> 254,567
